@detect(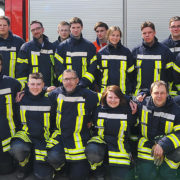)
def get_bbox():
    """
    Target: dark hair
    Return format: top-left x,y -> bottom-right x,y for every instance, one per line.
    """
69,17 -> 83,27
0,16 -> 10,26
141,21 -> 155,31
30,20 -> 43,28
101,85 -> 127,106
28,72 -> 44,81
150,80 -> 168,94
169,16 -> 180,26
62,69 -> 78,79
94,22 -> 109,31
